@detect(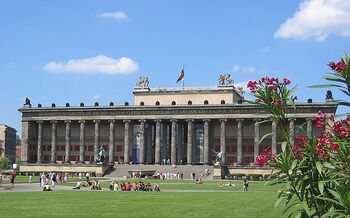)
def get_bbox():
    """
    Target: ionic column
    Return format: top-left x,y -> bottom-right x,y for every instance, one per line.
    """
155,119 -> 161,164
64,120 -> 71,163
78,120 -> 85,163
203,119 -> 210,165
171,119 -> 177,164
139,120 -> 146,164
220,119 -> 226,165
123,120 -> 131,164
289,118 -> 296,145
254,119 -> 260,164
36,121 -> 43,163
93,120 -> 100,163
307,118 -> 313,139
237,119 -> 243,165
21,121 -> 30,163
51,120 -> 57,163
272,121 -> 277,154
187,119 -> 194,165
108,120 -> 115,164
